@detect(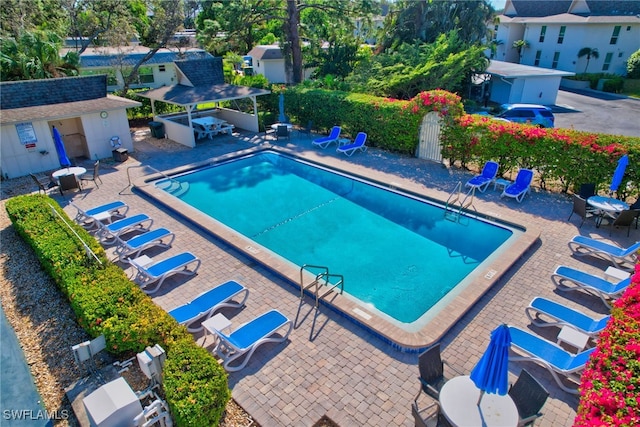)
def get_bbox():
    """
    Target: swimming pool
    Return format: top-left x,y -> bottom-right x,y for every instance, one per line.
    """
138,148 -> 537,350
